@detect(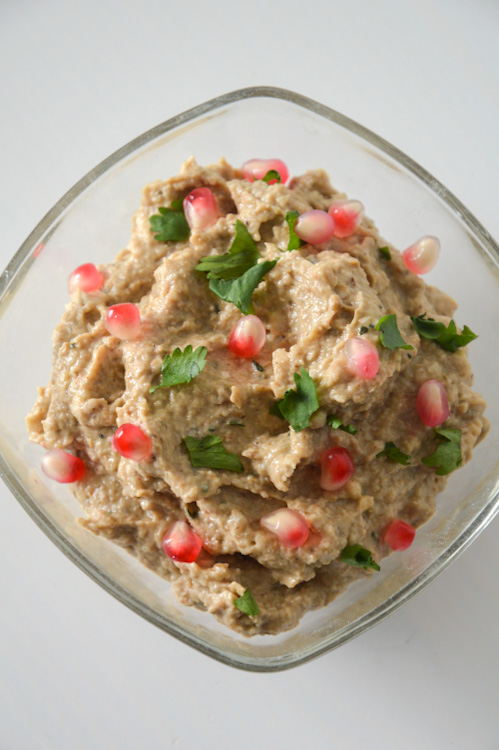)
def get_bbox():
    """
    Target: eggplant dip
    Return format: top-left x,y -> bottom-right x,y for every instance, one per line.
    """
27,157 -> 488,635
